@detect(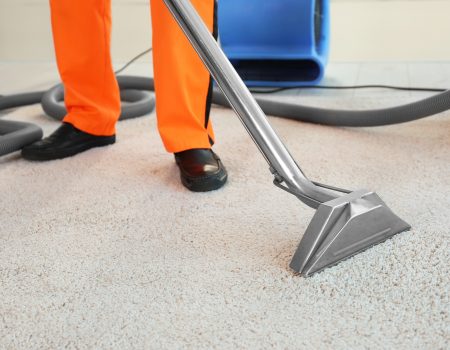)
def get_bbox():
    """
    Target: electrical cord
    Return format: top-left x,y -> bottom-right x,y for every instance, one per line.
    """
249,85 -> 447,94
114,48 -> 153,75
112,47 -> 448,94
